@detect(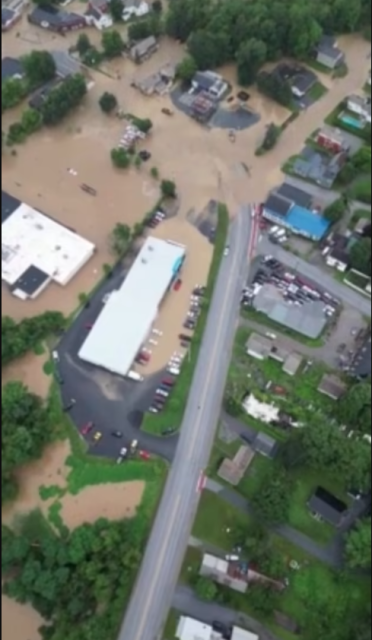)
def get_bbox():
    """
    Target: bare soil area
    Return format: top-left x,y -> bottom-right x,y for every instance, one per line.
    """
2,351 -> 51,399
134,218 -> 213,375
60,481 -> 144,528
